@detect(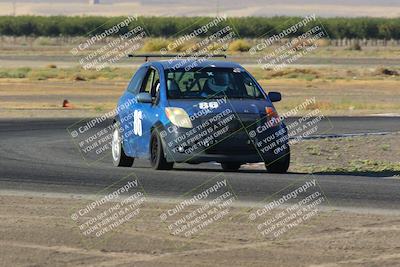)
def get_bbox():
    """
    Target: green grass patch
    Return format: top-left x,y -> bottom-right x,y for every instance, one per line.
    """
0,67 -> 134,81
0,67 -> 31,78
